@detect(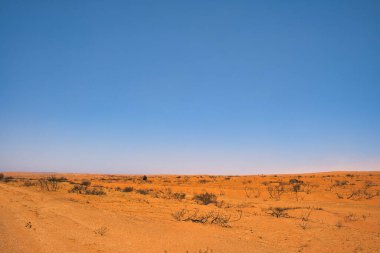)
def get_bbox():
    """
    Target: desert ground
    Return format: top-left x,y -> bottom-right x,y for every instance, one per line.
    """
0,171 -> 379,253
